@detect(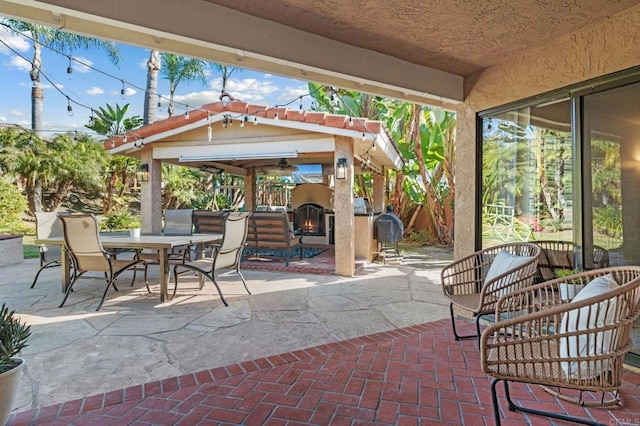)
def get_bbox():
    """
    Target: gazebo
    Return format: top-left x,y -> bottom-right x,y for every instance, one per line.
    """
104,96 -> 404,276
